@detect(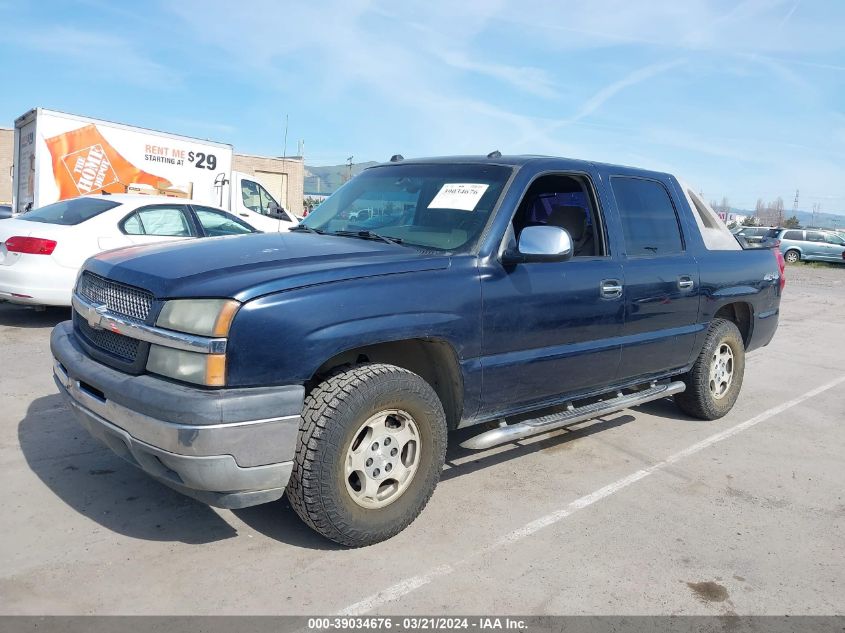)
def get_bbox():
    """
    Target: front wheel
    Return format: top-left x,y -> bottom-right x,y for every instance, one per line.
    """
287,363 -> 447,547
784,249 -> 800,264
674,319 -> 745,420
